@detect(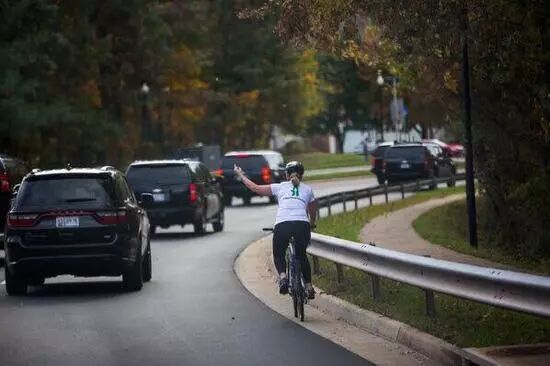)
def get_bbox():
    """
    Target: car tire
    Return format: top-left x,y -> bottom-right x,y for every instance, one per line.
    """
123,248 -> 143,291
376,175 -> 385,185
213,209 -> 225,232
5,266 -> 28,296
194,211 -> 207,234
28,277 -> 45,286
142,243 -> 152,282
242,196 -> 251,206
223,195 -> 232,207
